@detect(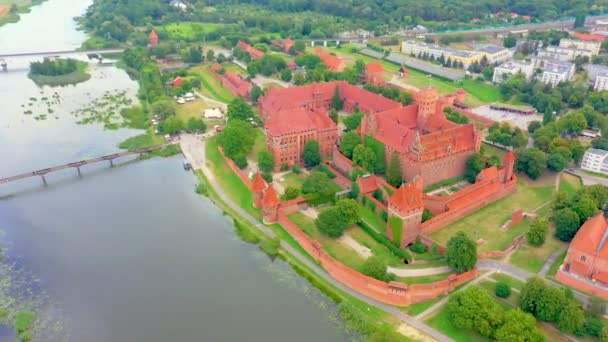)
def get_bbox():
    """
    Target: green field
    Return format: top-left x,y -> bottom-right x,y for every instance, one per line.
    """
163,22 -> 221,40
359,205 -> 387,233
509,226 -> 566,273
481,142 -> 507,160
189,65 -> 236,103
429,177 -> 554,252
489,273 -> 525,291
426,307 -> 490,342
558,172 -> 582,196
277,172 -> 305,191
